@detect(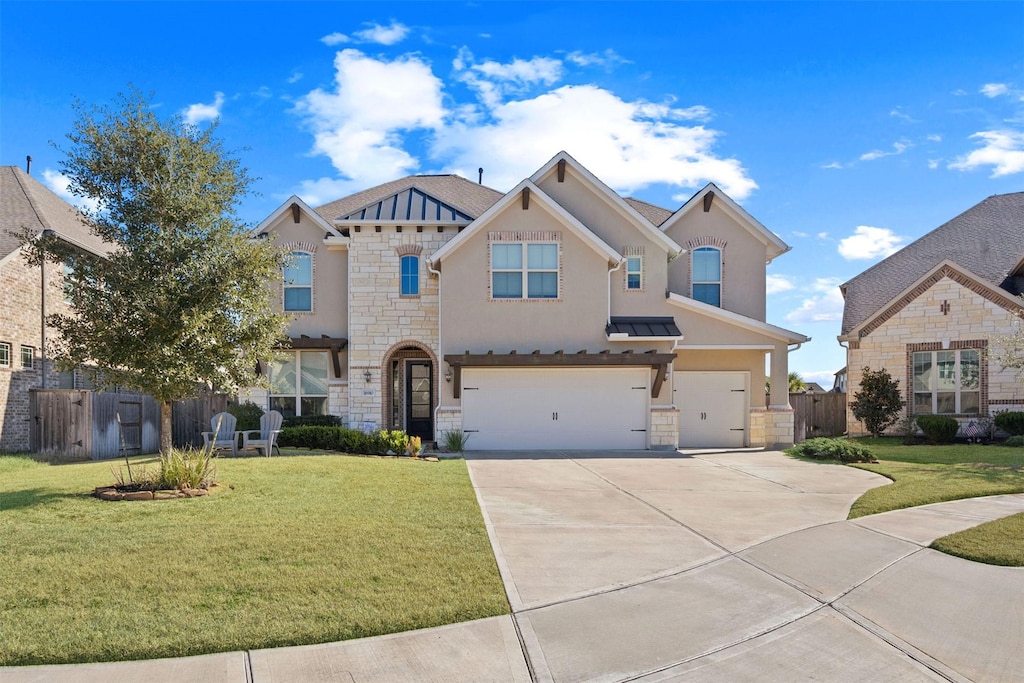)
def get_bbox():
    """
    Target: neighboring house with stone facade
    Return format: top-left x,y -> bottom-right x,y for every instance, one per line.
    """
243,151 -> 808,449
0,165 -> 107,452
839,192 -> 1024,436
